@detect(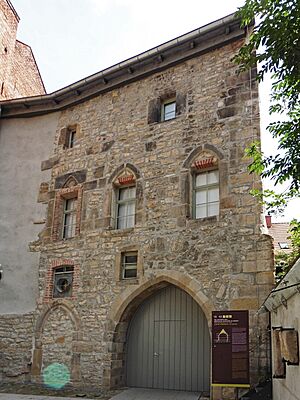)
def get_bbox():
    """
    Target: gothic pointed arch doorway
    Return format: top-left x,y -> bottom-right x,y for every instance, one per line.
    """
126,285 -> 210,392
